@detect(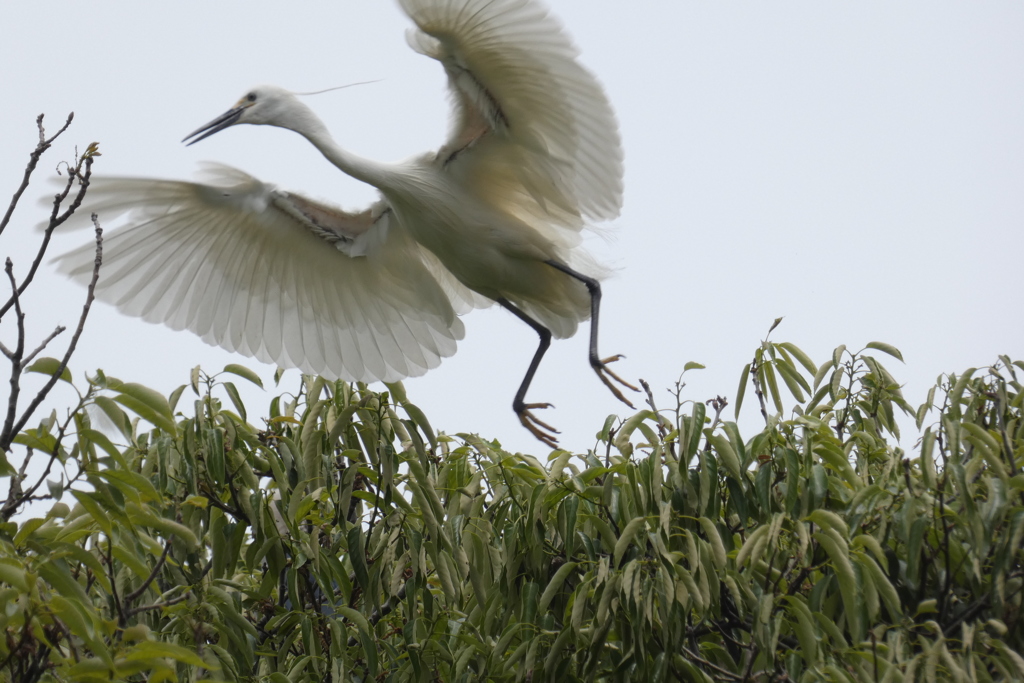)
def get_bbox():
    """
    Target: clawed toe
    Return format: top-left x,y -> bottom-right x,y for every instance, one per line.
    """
517,402 -> 560,449
592,354 -> 640,408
